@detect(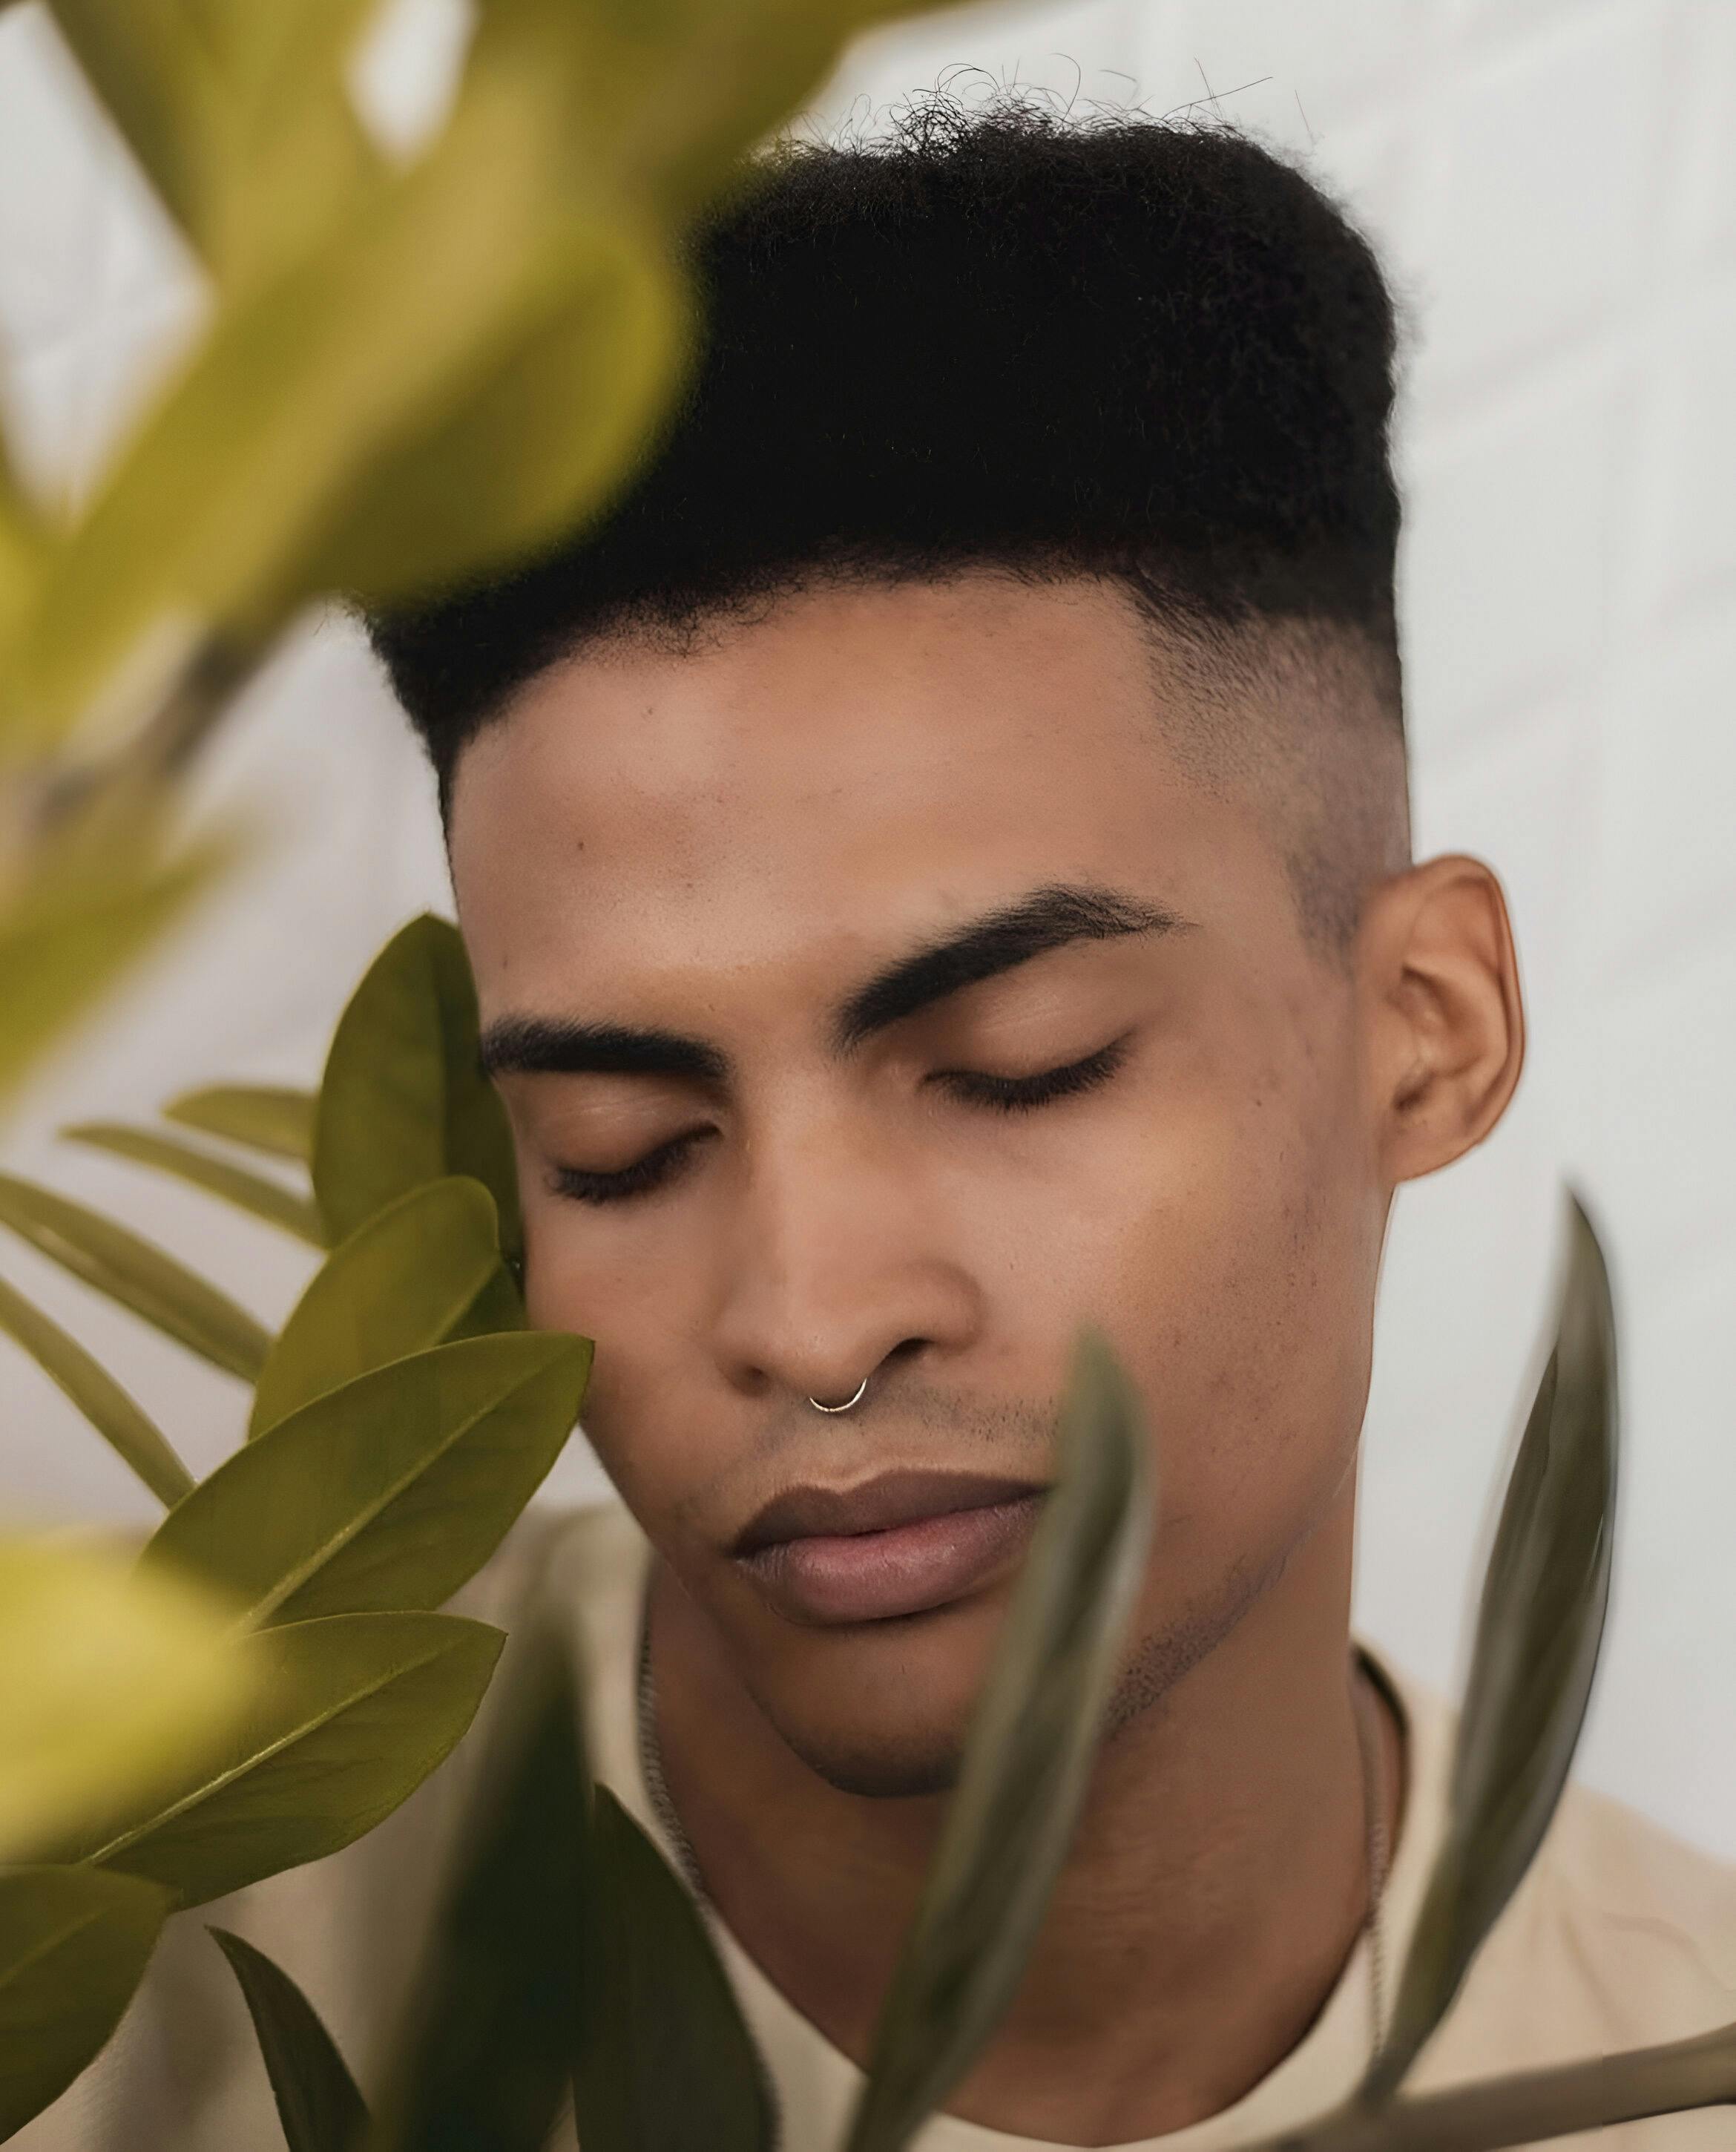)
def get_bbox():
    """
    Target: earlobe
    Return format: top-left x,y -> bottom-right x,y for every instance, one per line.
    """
1360,853 -> 1526,1190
